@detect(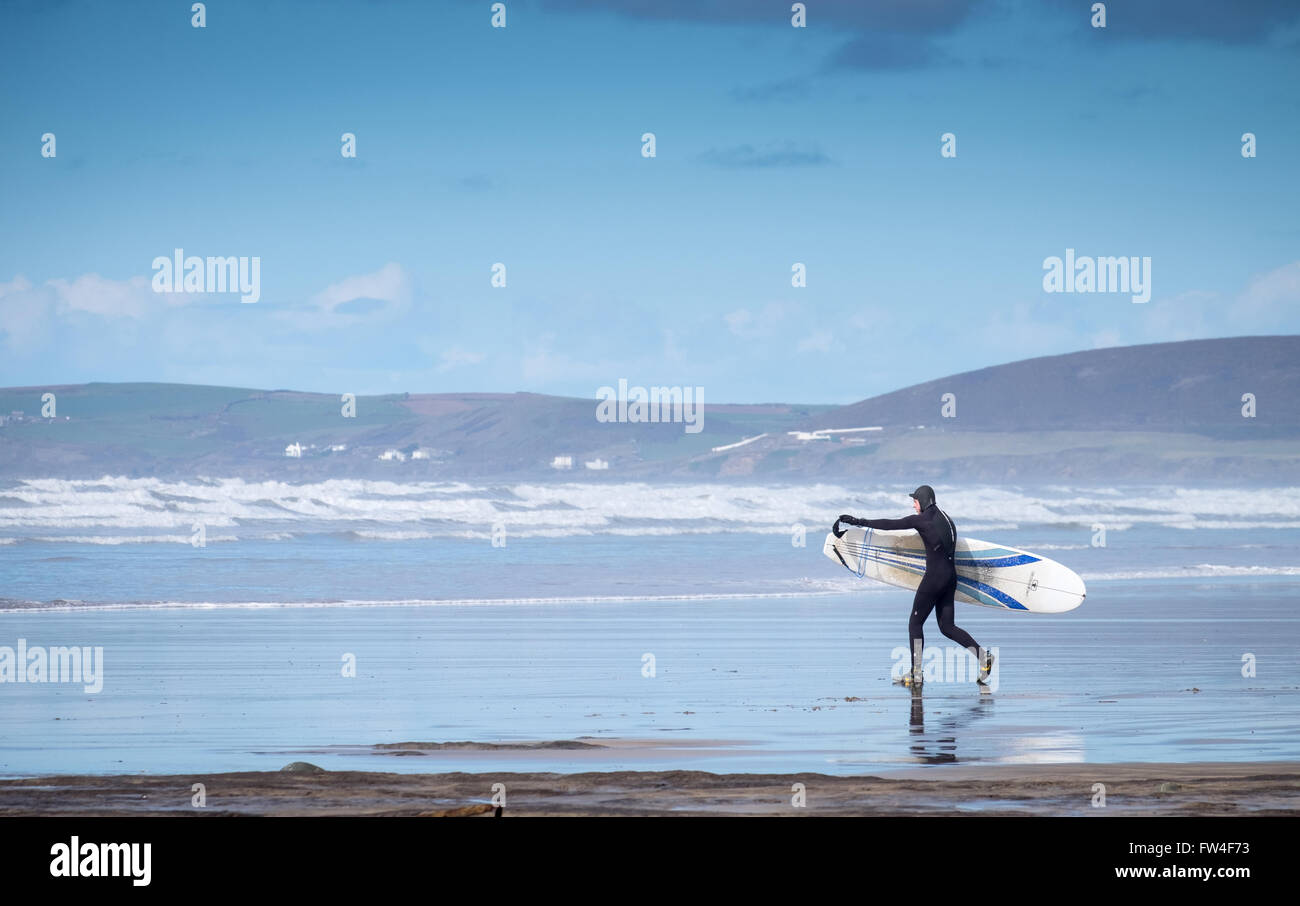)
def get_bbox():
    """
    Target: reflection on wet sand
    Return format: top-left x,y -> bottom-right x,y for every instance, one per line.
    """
907,692 -> 994,764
